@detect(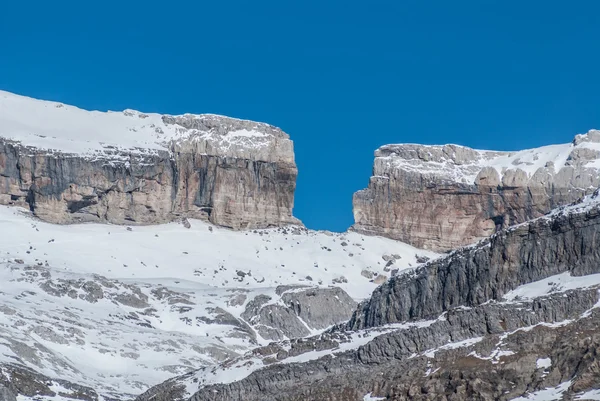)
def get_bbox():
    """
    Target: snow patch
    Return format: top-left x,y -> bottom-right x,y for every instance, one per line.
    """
377,130 -> 600,185
363,394 -> 386,401
576,389 -> 600,400
503,272 -> 600,302
510,381 -> 572,401
536,358 -> 552,370
0,90 -> 284,160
